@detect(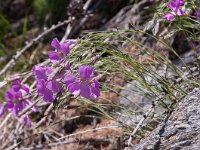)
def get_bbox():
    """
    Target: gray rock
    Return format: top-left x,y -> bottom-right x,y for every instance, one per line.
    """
117,80 -> 153,126
134,88 -> 200,150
